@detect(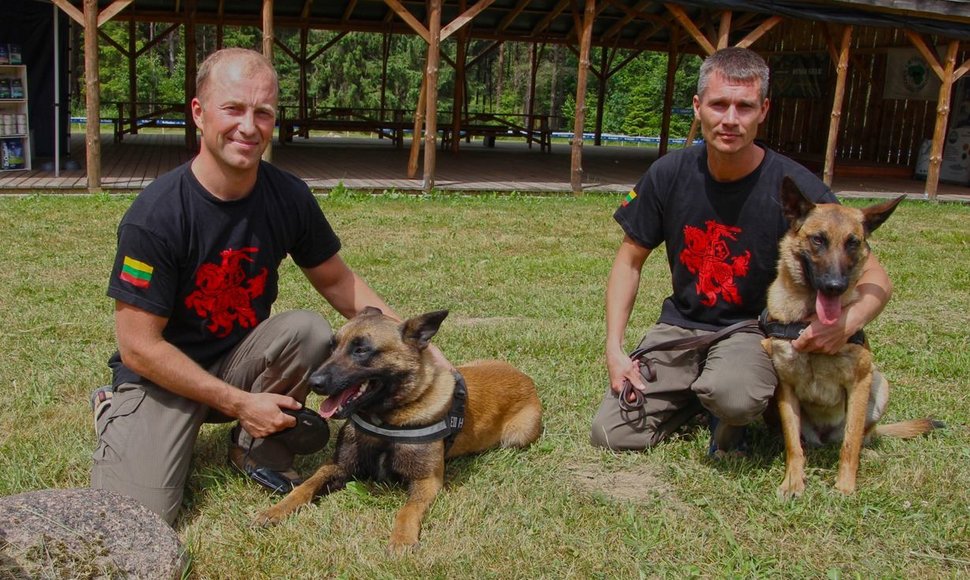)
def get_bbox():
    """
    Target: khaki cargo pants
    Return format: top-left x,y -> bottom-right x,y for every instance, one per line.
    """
590,323 -> 777,451
91,310 -> 333,525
